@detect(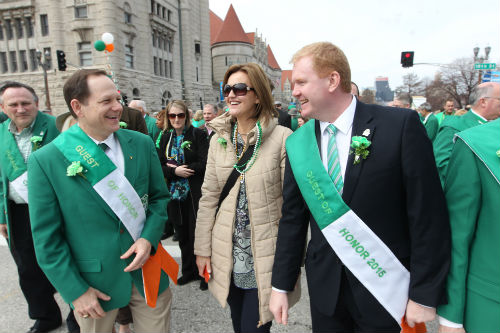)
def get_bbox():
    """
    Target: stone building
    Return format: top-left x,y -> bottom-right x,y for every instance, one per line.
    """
0,0 -> 213,115
209,5 -> 290,104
